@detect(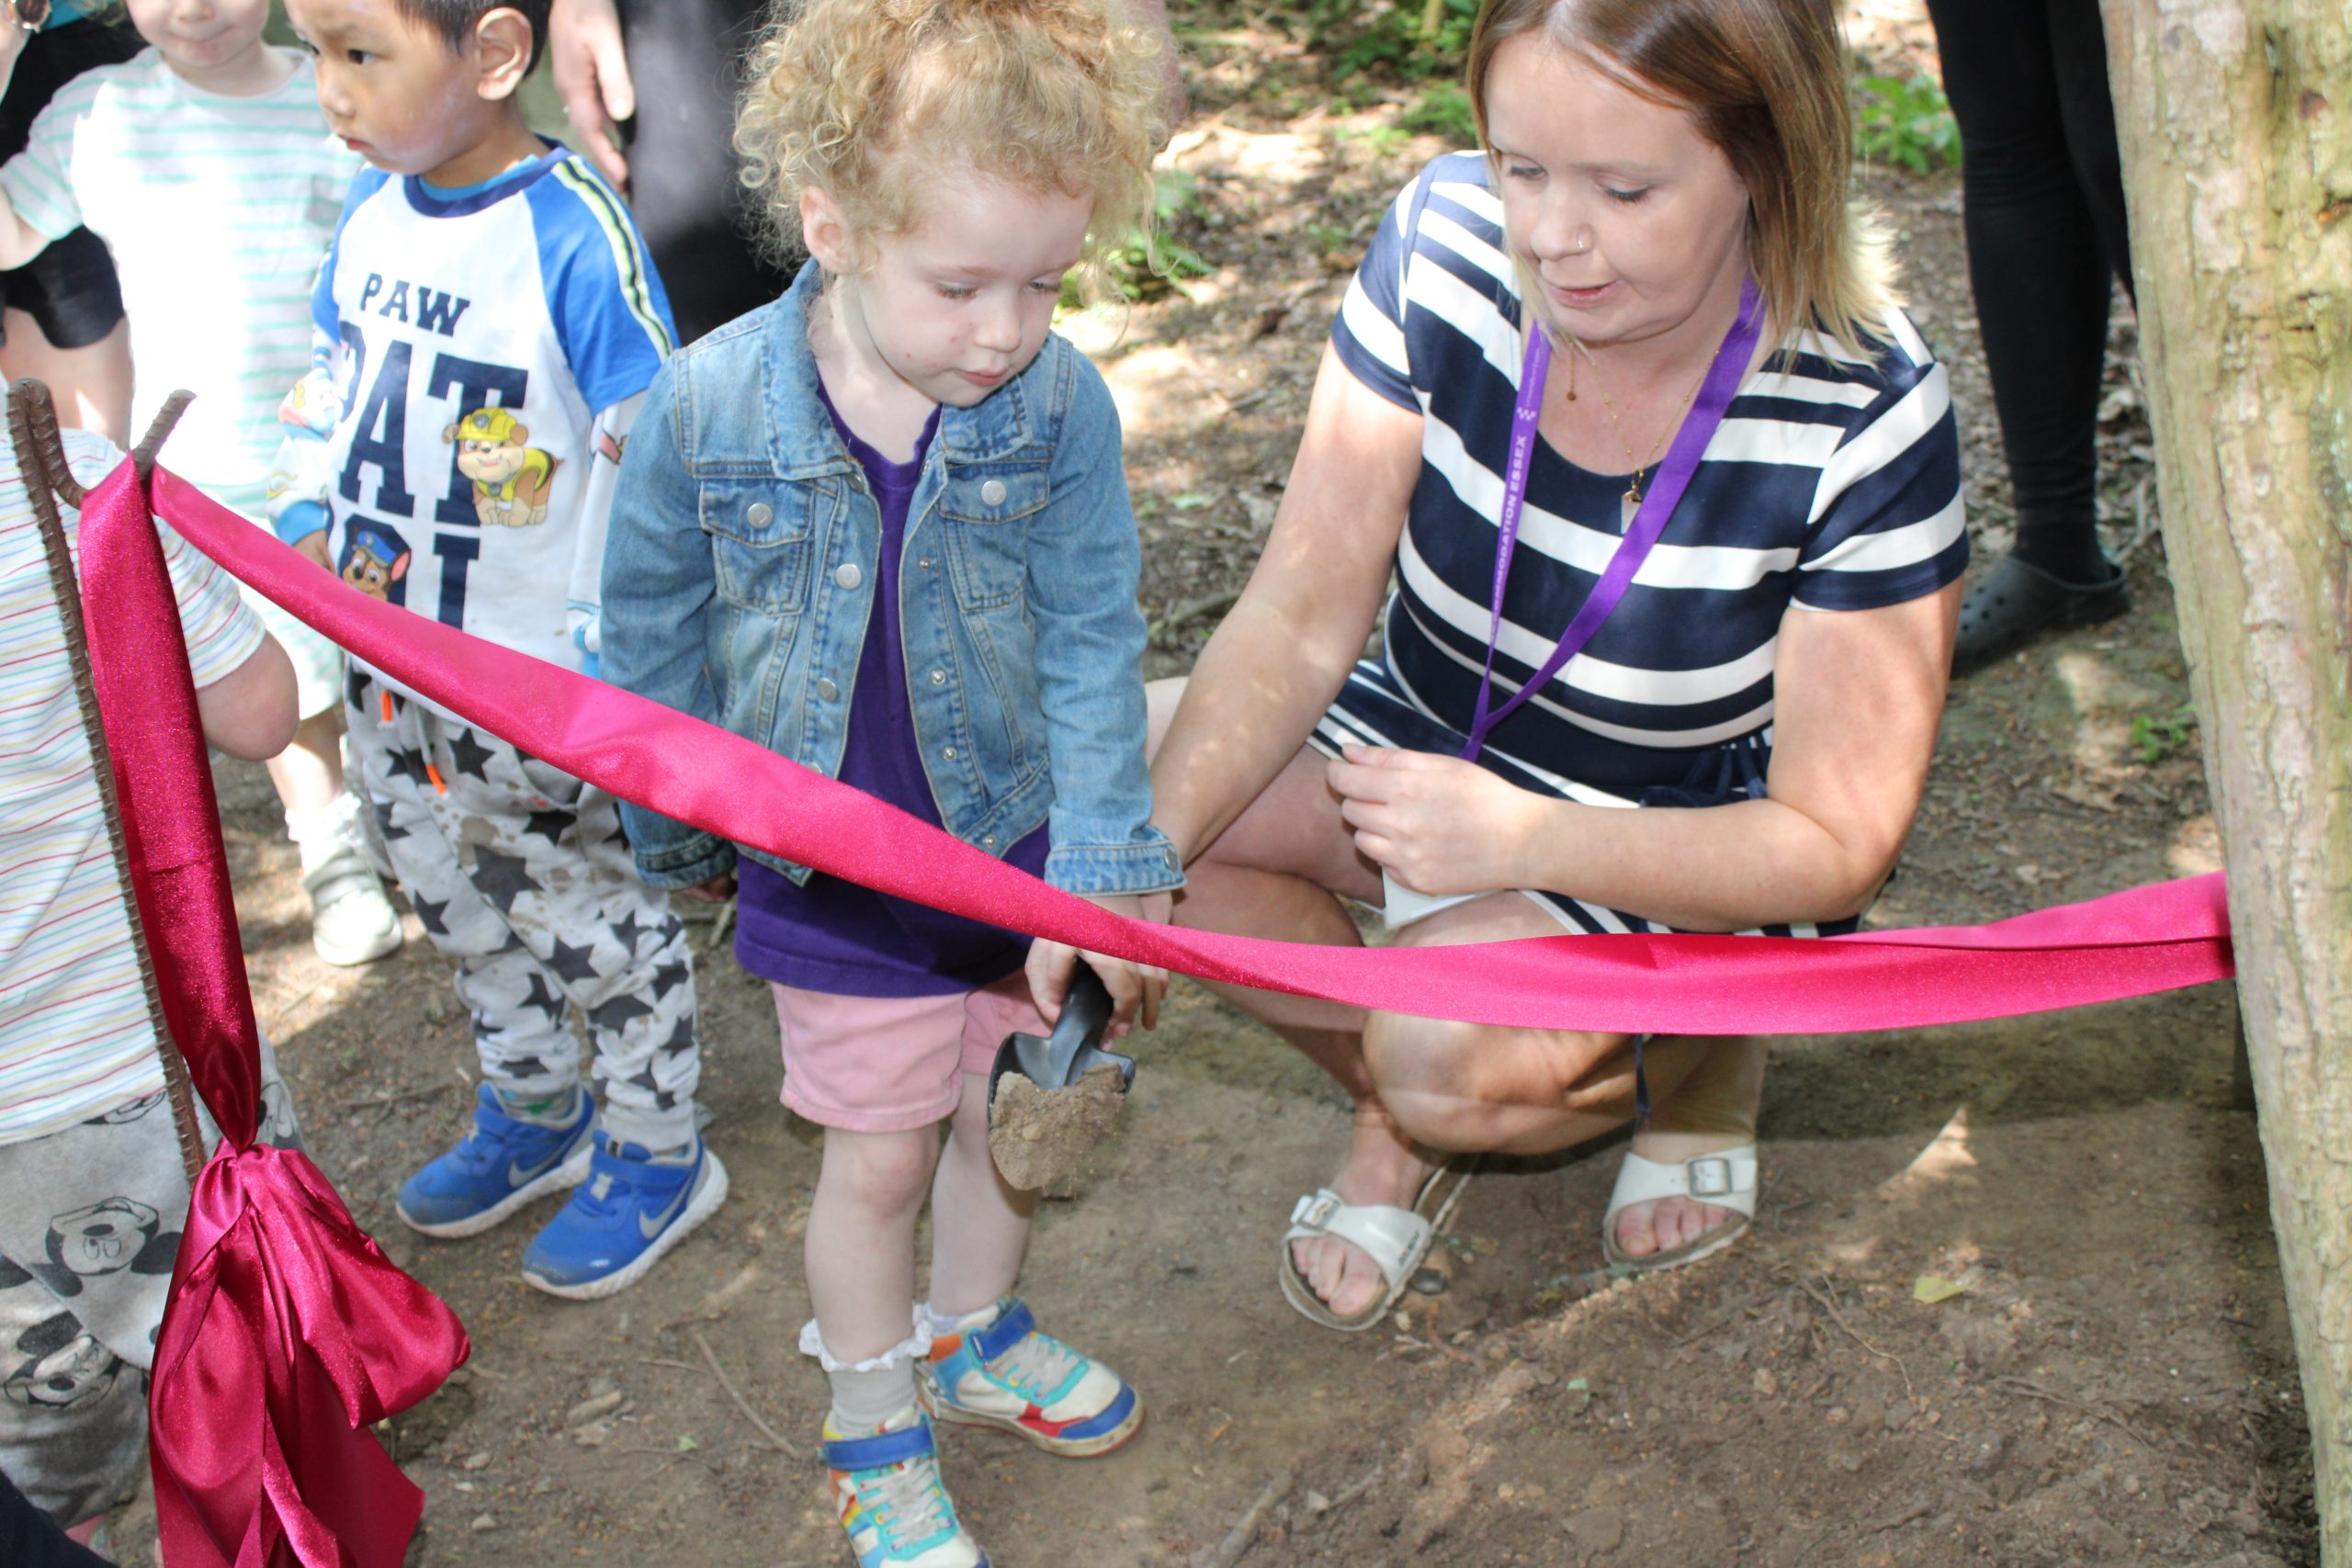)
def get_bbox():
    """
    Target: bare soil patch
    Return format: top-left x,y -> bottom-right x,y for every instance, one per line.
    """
100,6 -> 2311,1564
